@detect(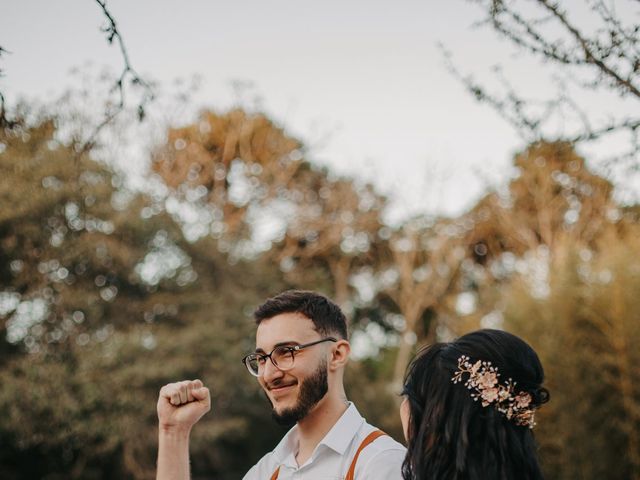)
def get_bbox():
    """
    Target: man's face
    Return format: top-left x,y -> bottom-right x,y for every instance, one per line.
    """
255,312 -> 331,426
400,396 -> 410,442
